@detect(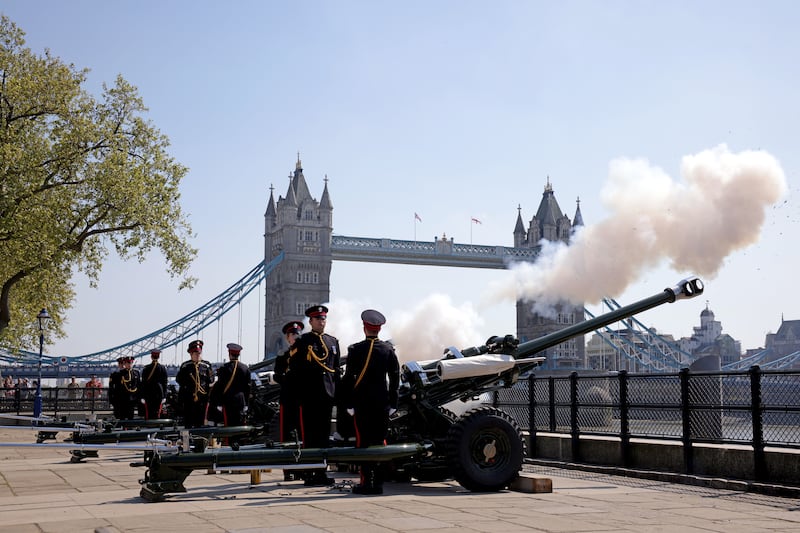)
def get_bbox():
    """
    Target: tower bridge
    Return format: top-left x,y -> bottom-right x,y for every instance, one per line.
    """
0,156 -> 688,377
